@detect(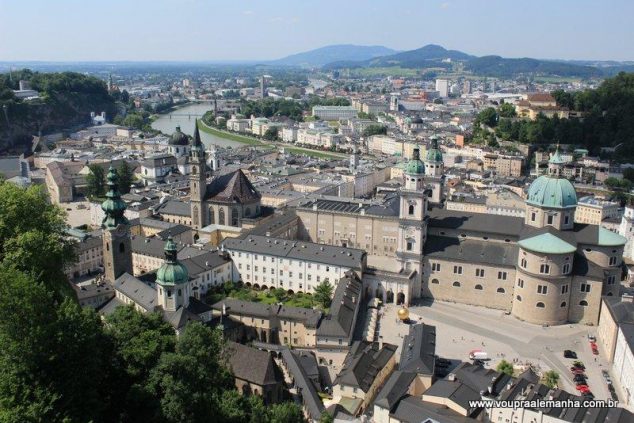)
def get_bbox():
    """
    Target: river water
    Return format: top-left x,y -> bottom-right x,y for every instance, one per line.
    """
151,103 -> 245,149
